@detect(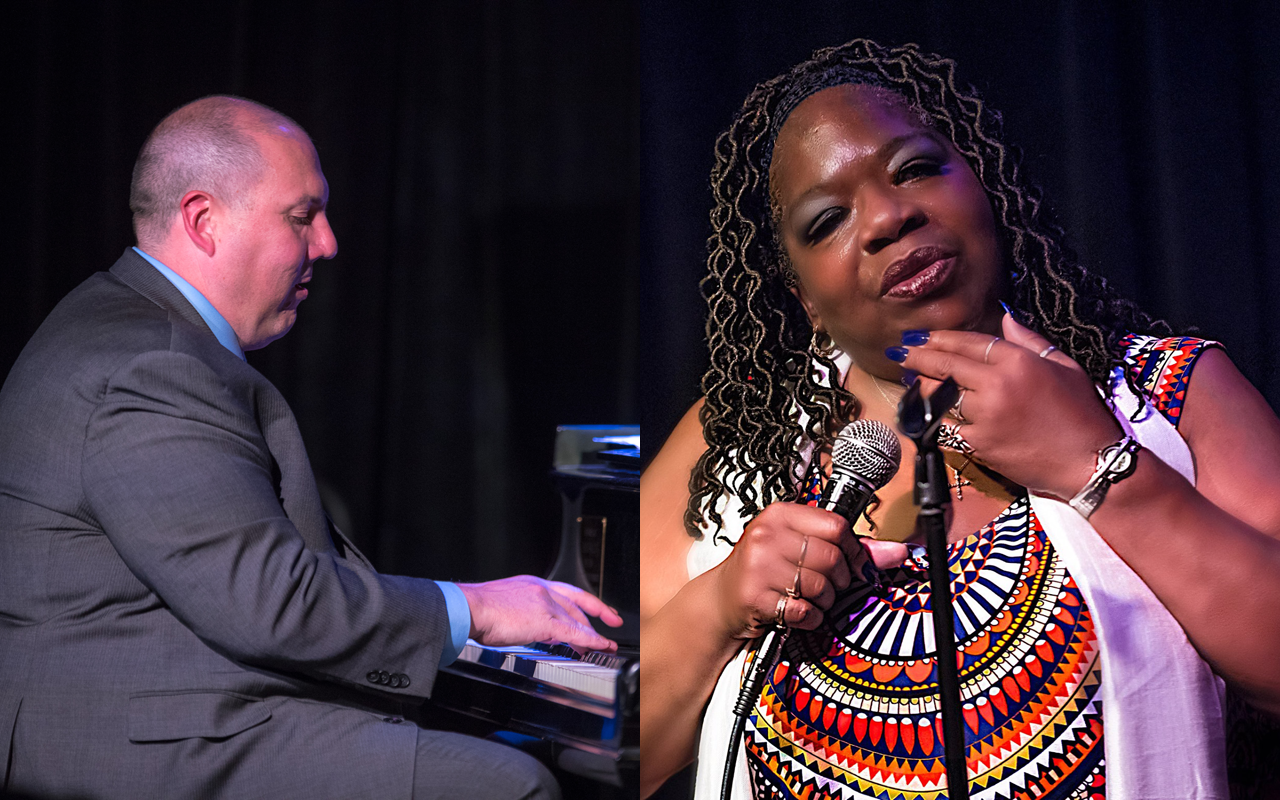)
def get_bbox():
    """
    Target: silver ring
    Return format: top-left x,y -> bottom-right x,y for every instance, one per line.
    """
1038,345 -> 1058,359
983,337 -> 1000,364
938,422 -> 976,455
774,594 -> 789,627
953,389 -> 968,423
